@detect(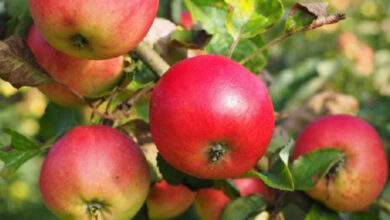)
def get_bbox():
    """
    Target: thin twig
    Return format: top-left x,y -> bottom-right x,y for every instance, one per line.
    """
105,87 -> 119,114
240,30 -> 298,65
228,37 -> 240,58
111,84 -> 155,124
54,81 -> 113,121
240,13 -> 346,65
